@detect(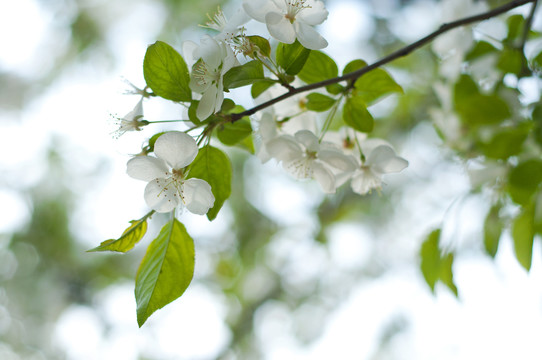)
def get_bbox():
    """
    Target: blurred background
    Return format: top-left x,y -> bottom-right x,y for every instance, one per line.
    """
1,0 -> 542,359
